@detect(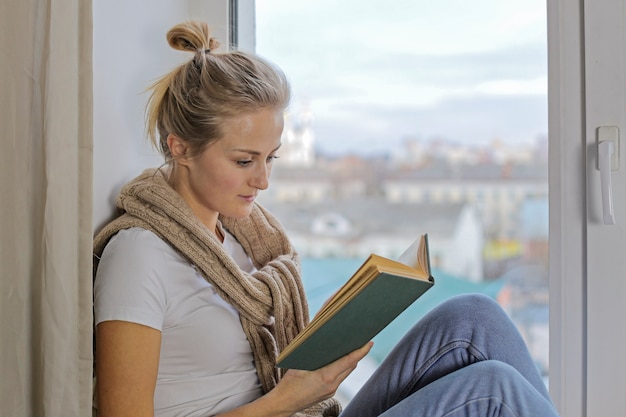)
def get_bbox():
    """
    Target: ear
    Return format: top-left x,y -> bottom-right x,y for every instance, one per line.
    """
166,134 -> 190,164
